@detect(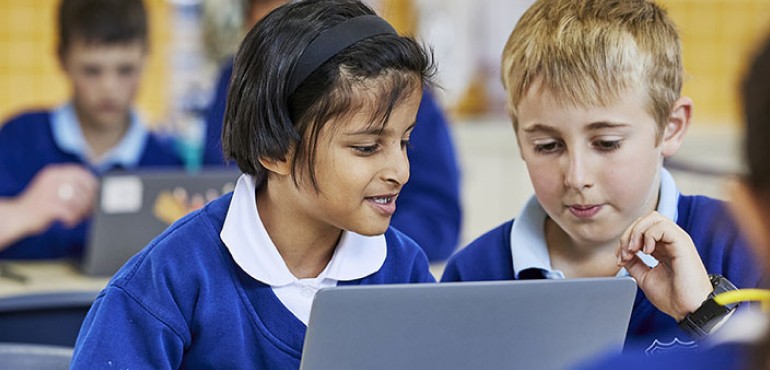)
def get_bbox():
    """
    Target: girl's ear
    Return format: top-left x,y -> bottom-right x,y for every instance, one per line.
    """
258,154 -> 292,176
728,179 -> 770,265
661,96 -> 693,157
